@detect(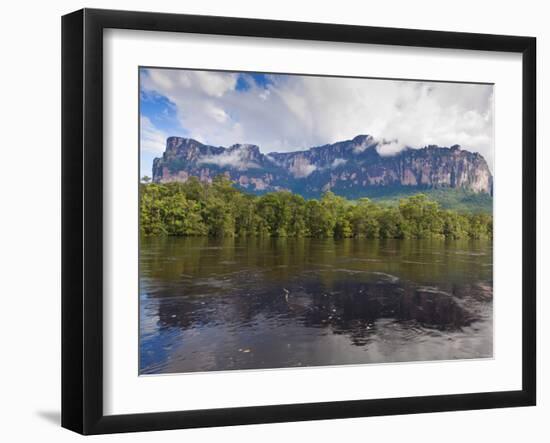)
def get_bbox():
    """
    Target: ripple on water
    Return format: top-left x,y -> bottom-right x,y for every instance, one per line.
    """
139,237 -> 493,374
370,272 -> 400,283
